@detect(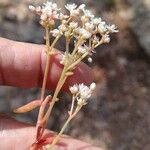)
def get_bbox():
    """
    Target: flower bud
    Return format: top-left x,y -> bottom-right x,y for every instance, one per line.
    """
29,5 -> 35,11
90,82 -> 96,90
70,85 -> 78,94
88,57 -> 93,63
40,13 -> 47,21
